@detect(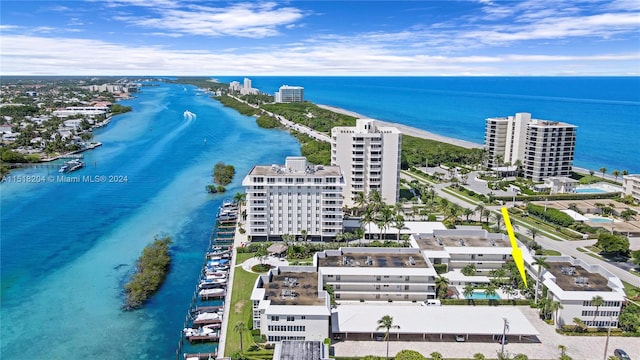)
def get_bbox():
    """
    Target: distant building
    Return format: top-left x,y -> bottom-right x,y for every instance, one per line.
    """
622,174 -> 640,202
331,119 -> 401,206
241,77 -> 259,95
229,81 -> 242,92
242,156 -> 344,241
485,113 -> 577,182
275,85 -> 304,103
544,176 -> 579,194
